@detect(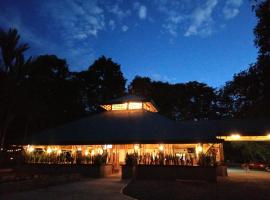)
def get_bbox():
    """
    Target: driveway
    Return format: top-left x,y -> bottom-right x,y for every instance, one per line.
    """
123,168 -> 270,200
1,176 -> 134,200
